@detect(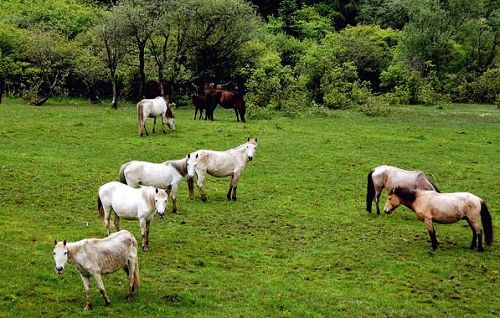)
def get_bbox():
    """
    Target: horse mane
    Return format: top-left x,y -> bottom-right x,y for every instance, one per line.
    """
165,104 -> 174,118
394,187 -> 417,203
165,158 -> 187,177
